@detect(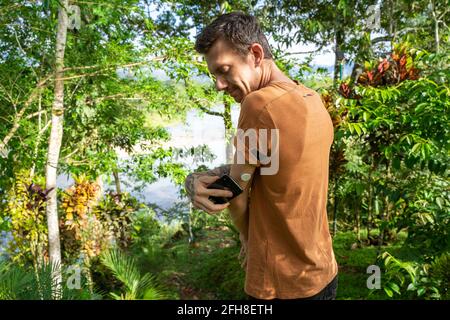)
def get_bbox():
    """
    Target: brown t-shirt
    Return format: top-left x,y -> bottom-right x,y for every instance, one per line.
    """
234,80 -> 338,299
